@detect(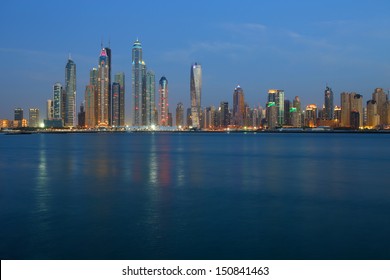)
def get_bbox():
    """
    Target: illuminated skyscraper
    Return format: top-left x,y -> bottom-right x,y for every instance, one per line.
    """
46,99 -> 53,120
219,101 -> 229,128
131,39 -> 146,126
304,104 -> 317,127
65,58 -> 76,127
158,76 -> 169,126
233,85 -> 245,127
324,86 -> 334,120
190,63 -> 202,128
112,82 -> 120,126
145,70 -> 155,126
96,48 -> 110,126
53,82 -> 63,121
340,92 -> 363,128
85,68 -> 98,128
267,89 -> 285,127
28,108 -> 39,128
367,100 -> 380,127
176,102 -> 184,127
